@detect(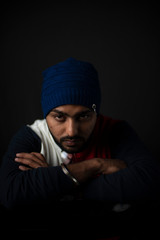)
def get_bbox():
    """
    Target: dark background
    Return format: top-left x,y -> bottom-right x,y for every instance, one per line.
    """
1,2 -> 160,161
